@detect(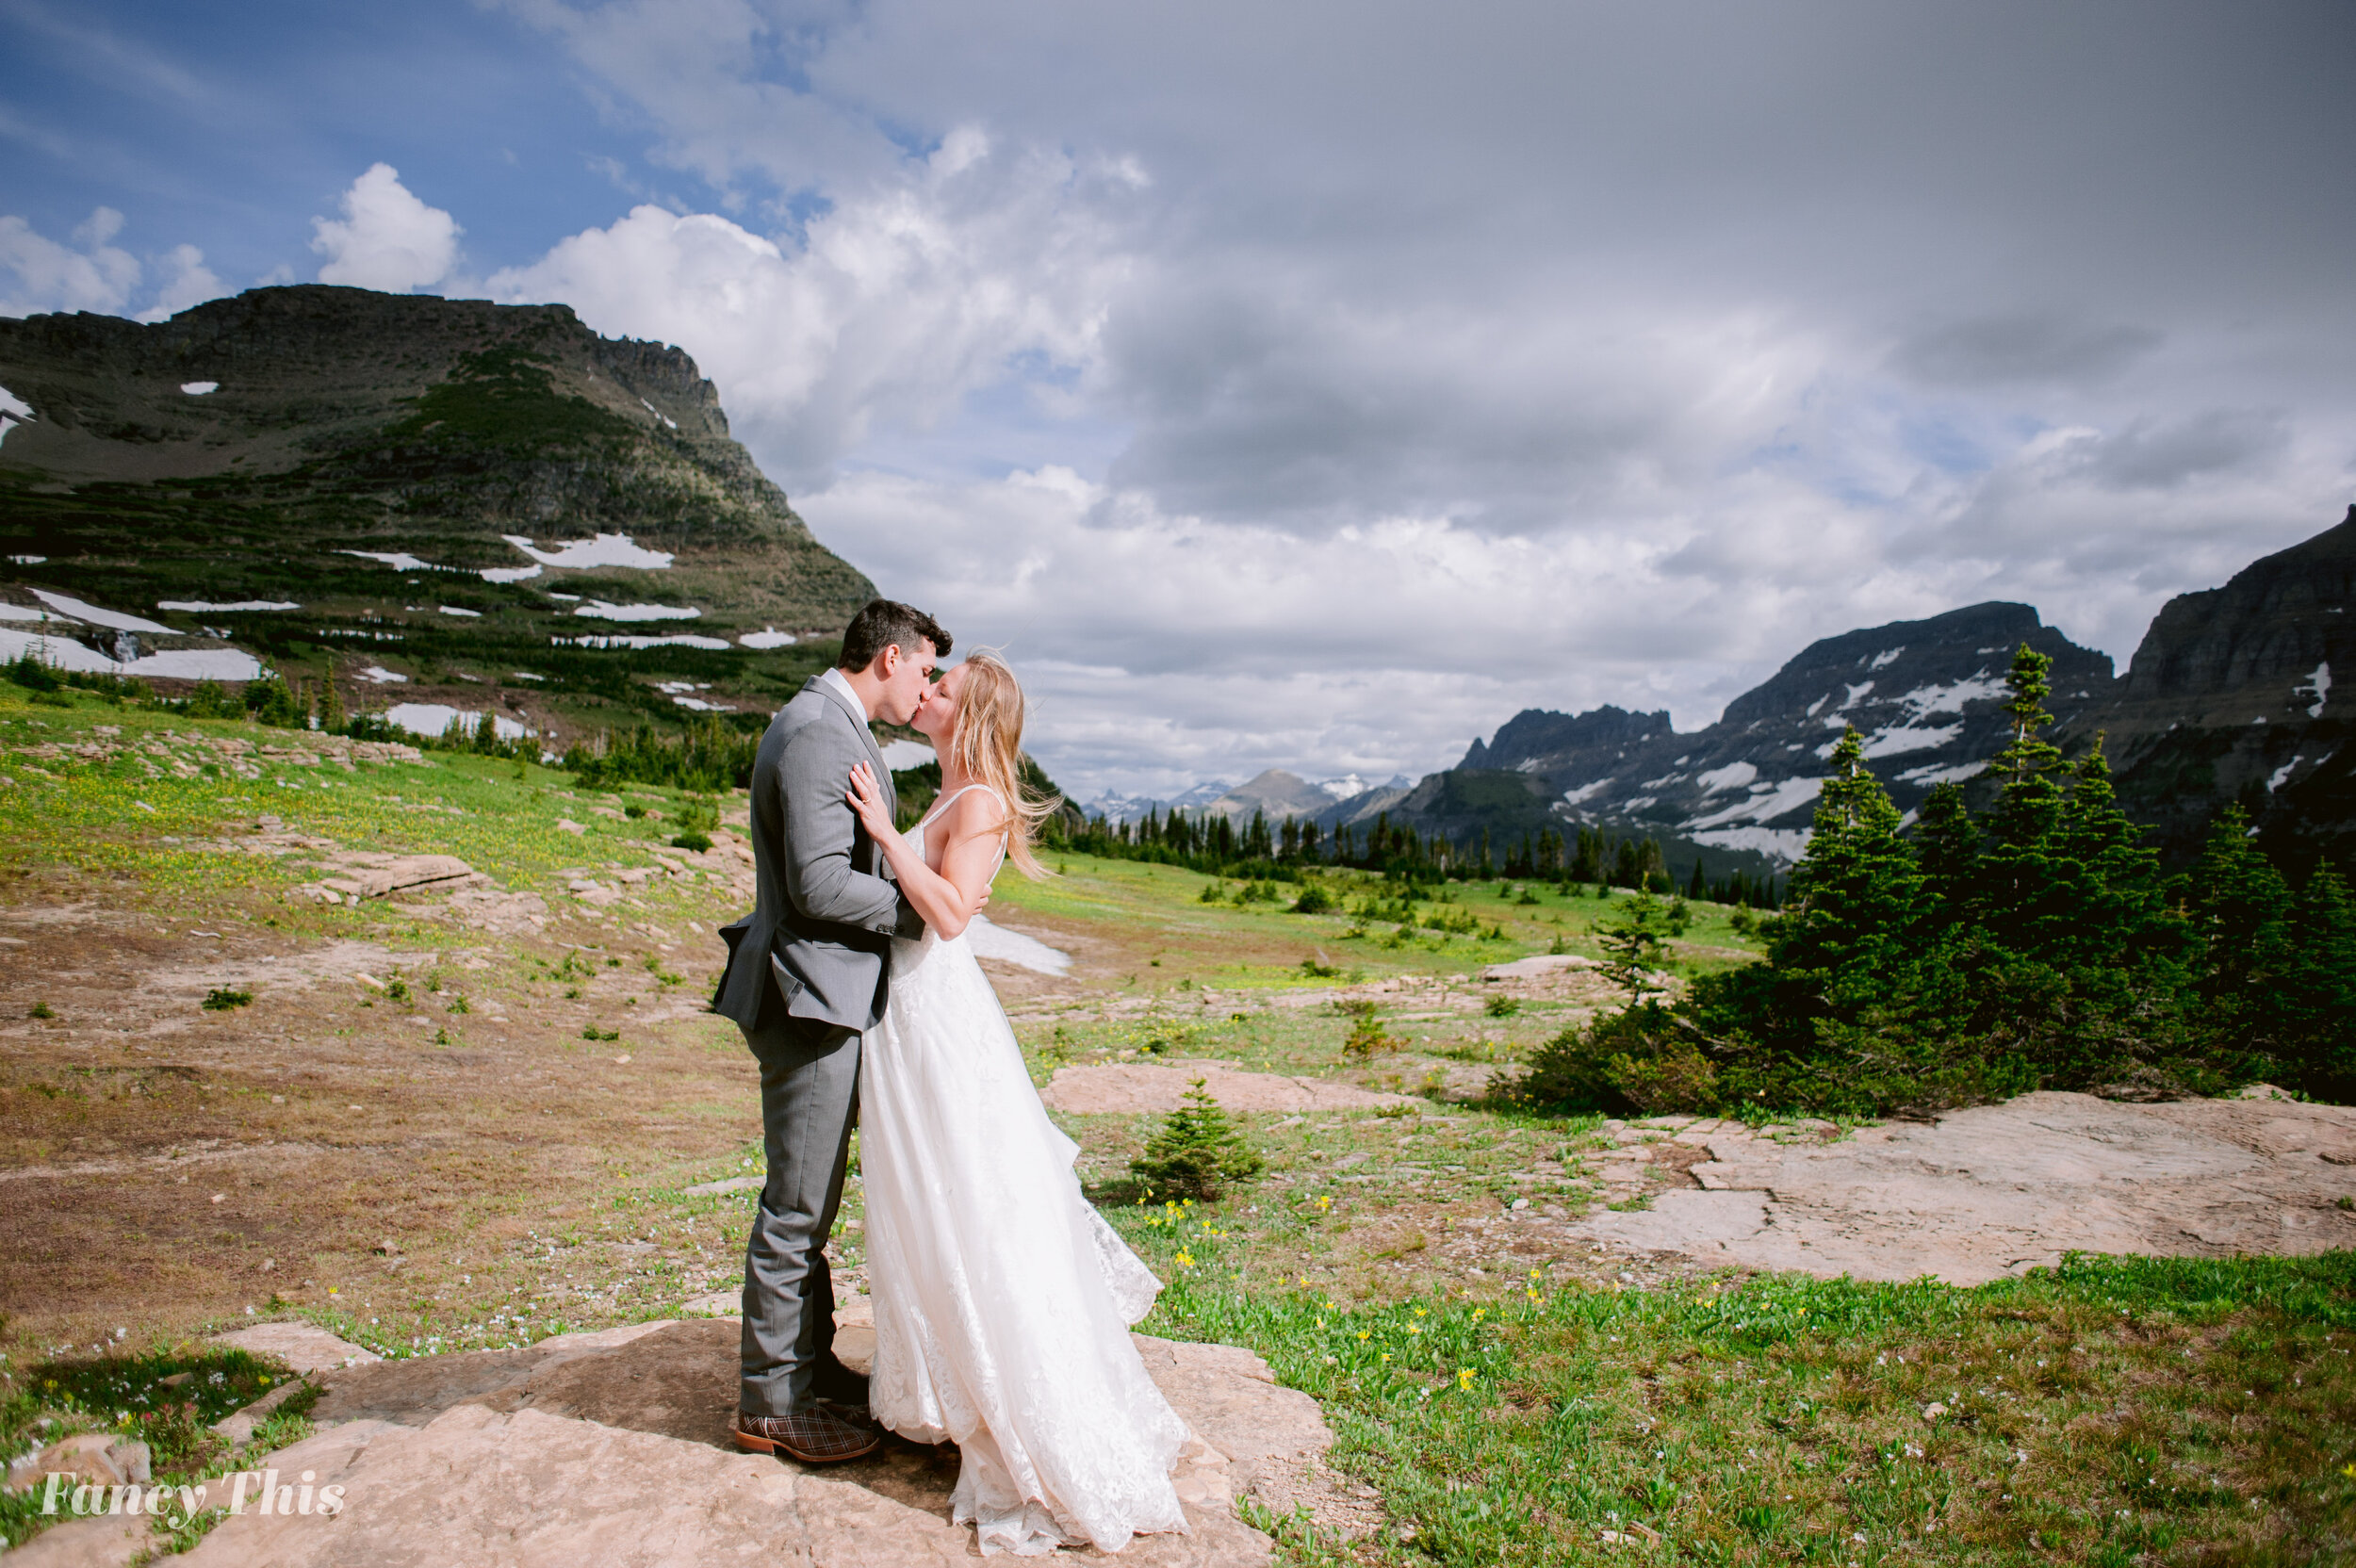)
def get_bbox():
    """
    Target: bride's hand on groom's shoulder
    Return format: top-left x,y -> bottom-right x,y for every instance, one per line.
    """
845,760 -> 897,841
